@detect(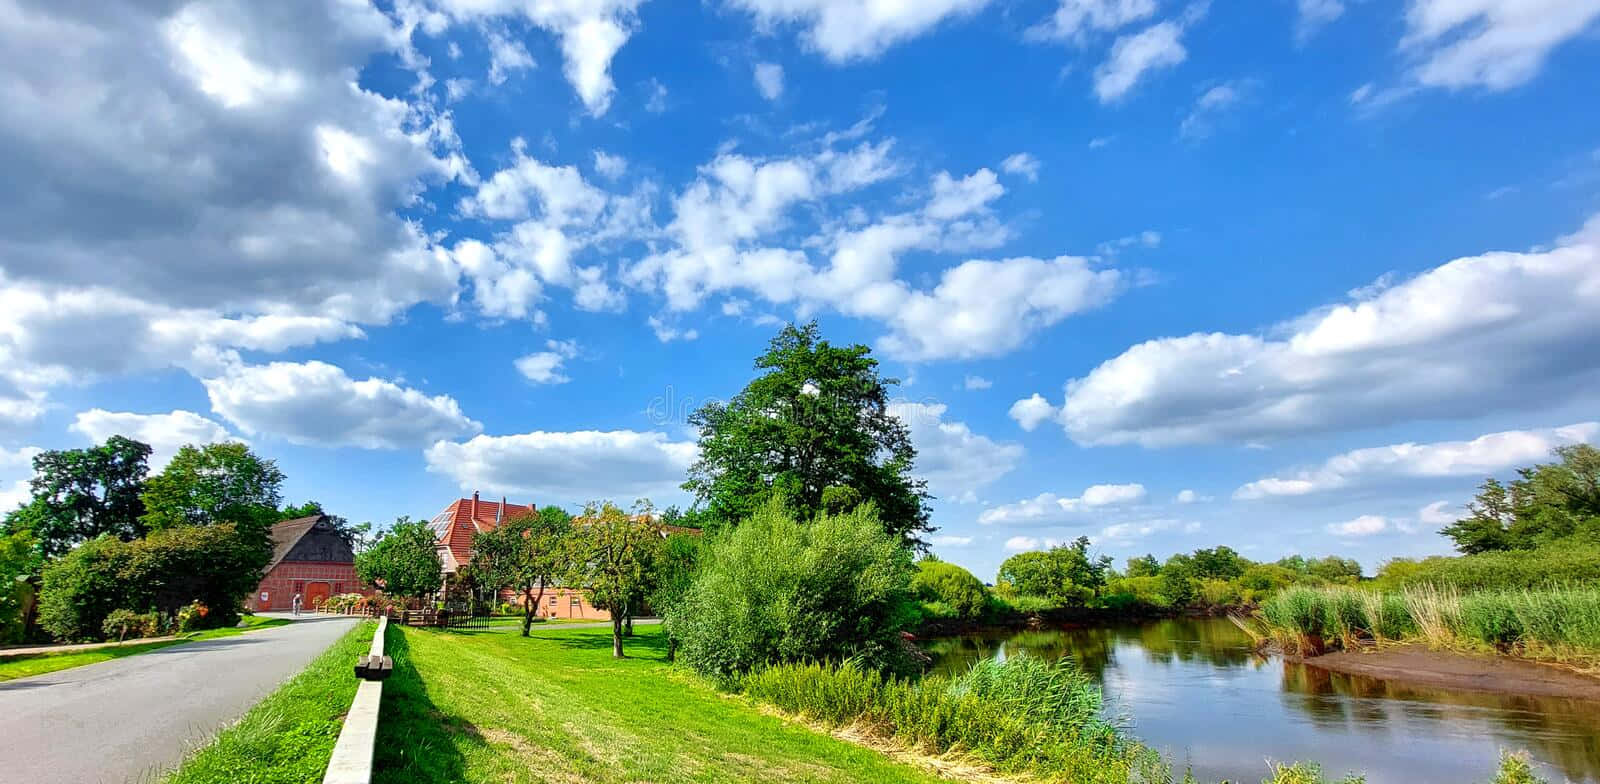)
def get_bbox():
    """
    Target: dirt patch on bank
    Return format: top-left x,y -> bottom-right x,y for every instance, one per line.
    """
1297,644 -> 1600,701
